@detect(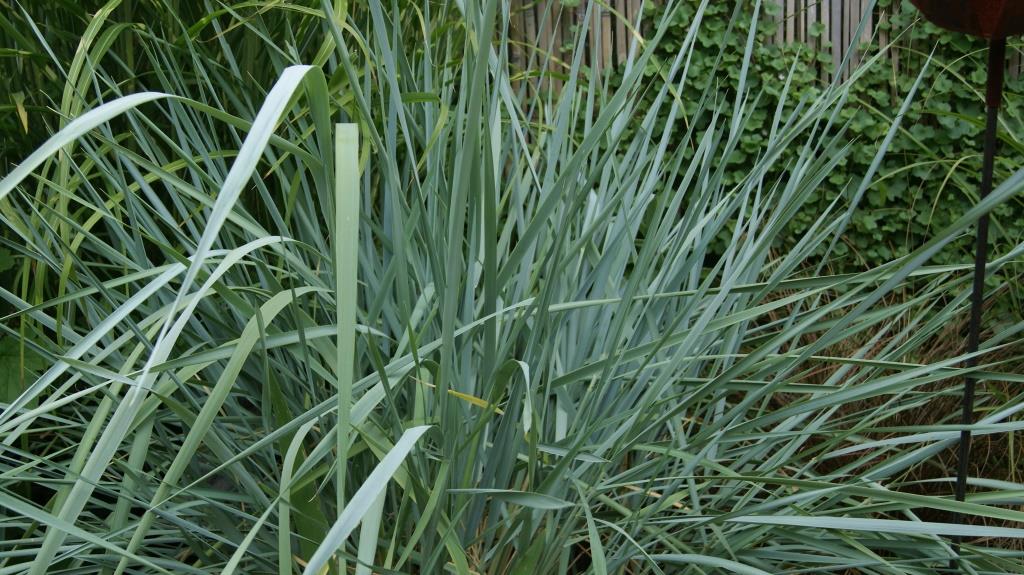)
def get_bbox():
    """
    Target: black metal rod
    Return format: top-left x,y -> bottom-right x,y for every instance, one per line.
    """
950,36 -> 1005,570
